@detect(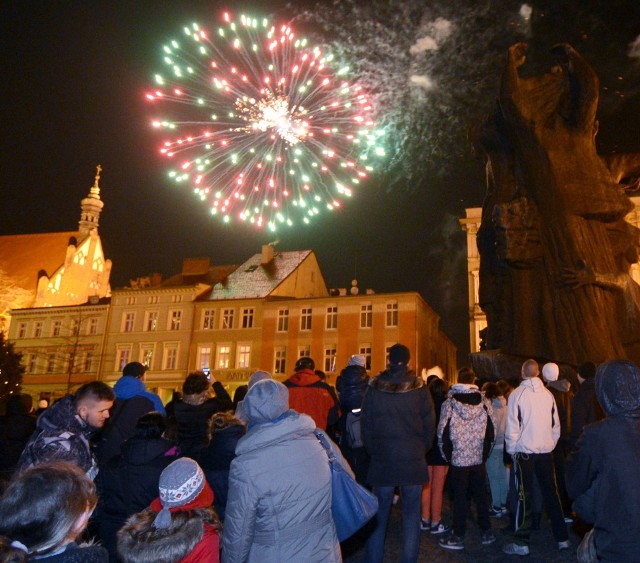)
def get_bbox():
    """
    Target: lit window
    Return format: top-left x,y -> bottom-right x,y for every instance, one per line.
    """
324,345 -> 337,372
242,308 -> 254,329
145,311 -> 158,332
386,302 -> 398,327
274,347 -> 287,374
300,307 -> 312,331
88,318 -> 98,335
217,345 -> 231,369
237,345 -> 251,368
170,310 -> 182,331
164,345 -> 178,370
140,345 -> 154,369
360,304 -> 372,328
277,308 -> 289,332
198,346 -> 211,370
123,312 -> 135,333
116,347 -> 131,371
326,306 -> 338,330
359,345 -> 372,370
